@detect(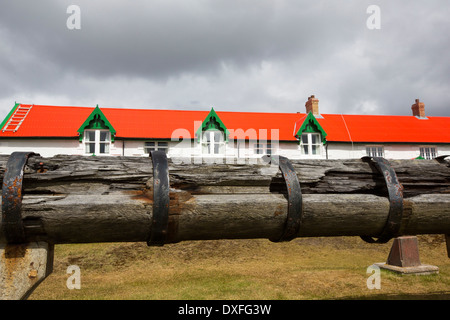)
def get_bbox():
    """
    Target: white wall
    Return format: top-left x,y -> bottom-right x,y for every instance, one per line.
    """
1,138 -> 449,160
0,139 -> 82,157
327,143 -> 450,160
